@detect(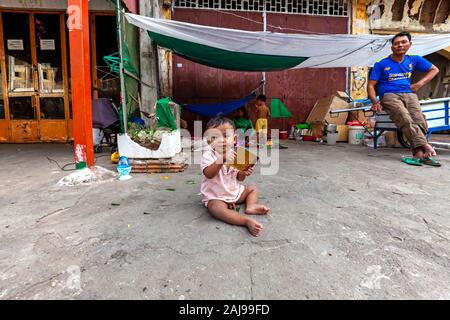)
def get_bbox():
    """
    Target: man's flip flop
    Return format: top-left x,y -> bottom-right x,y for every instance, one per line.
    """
401,157 -> 423,166
420,157 -> 442,167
